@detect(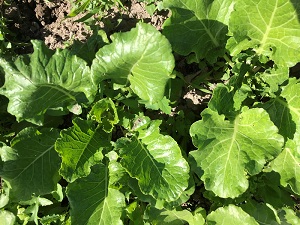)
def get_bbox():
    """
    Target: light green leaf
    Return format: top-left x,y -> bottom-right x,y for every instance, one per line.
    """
145,206 -> 205,225
88,98 -> 119,133
189,108 -> 284,198
0,210 -> 15,225
271,139 -> 300,195
92,22 -> 174,104
163,0 -> 235,63
0,41 -> 97,125
55,118 -> 111,183
207,205 -> 259,225
67,164 -> 125,225
259,66 -> 289,93
0,128 -> 60,201
117,119 -> 190,205
228,0 -> 300,67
